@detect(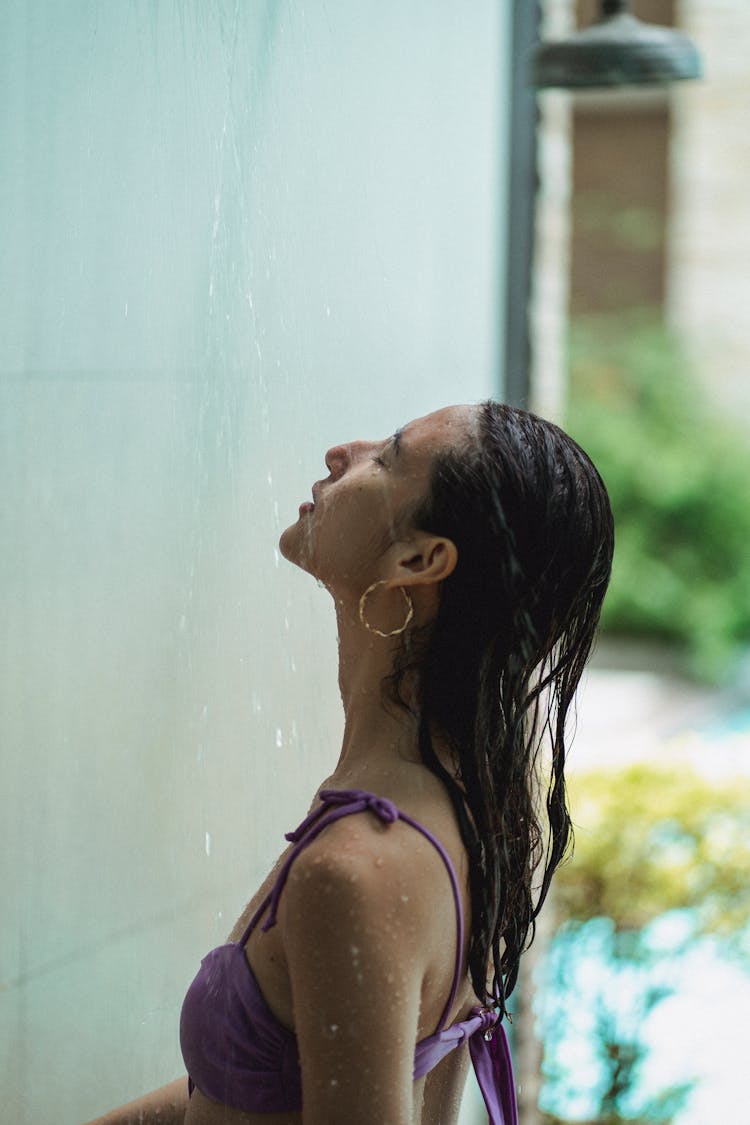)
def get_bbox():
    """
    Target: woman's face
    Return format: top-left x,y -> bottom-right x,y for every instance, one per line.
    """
279,404 -> 475,593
